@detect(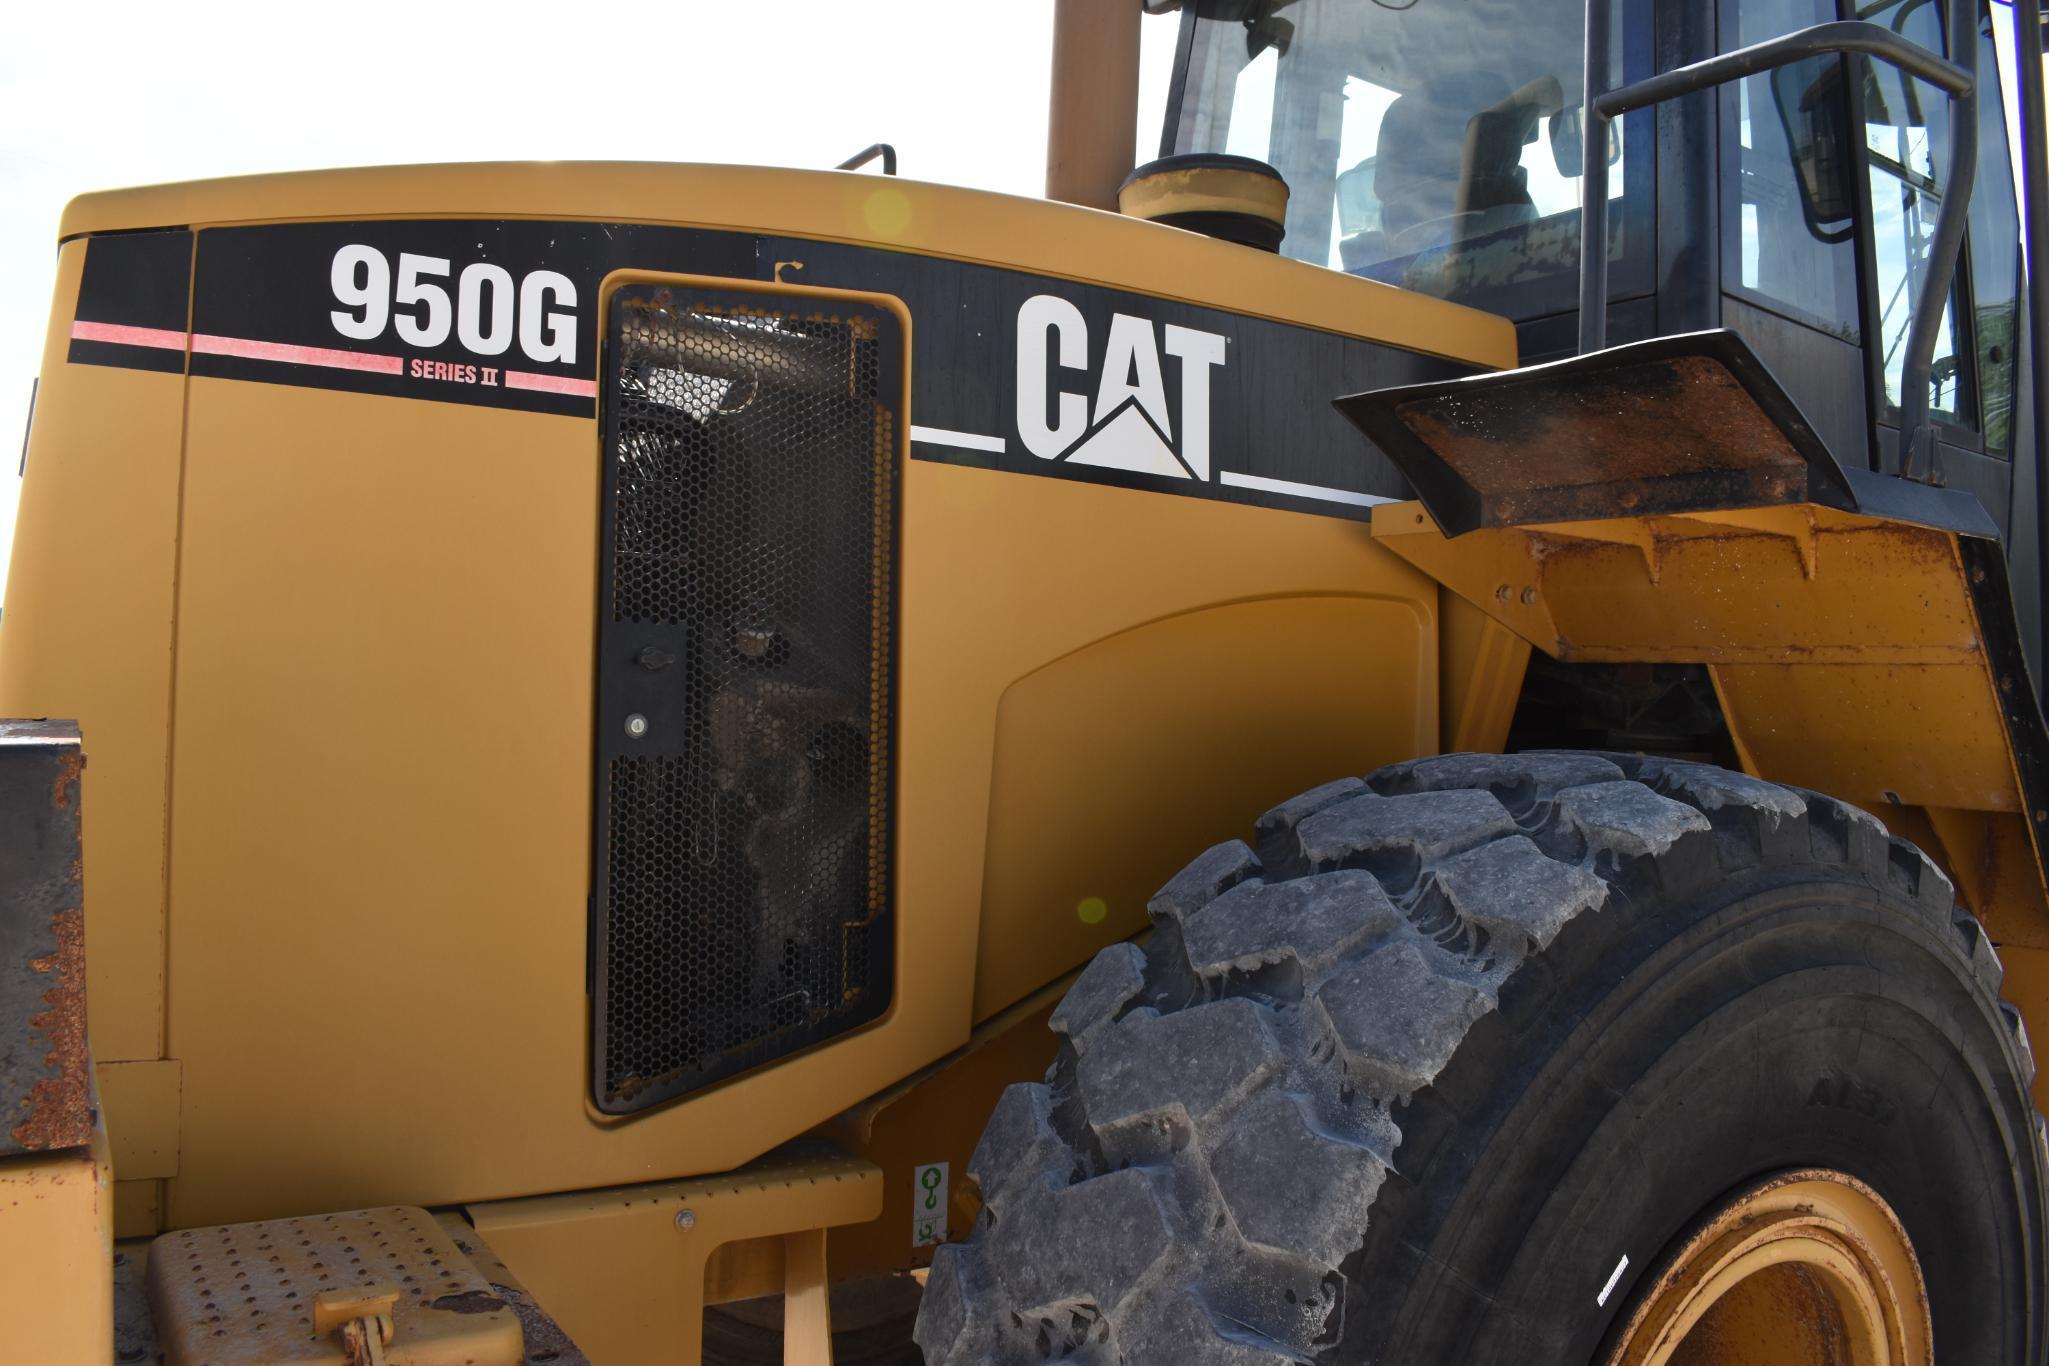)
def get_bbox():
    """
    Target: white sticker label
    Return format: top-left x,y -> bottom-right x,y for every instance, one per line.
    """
912,1162 -> 949,1247
1597,1253 -> 1630,1307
